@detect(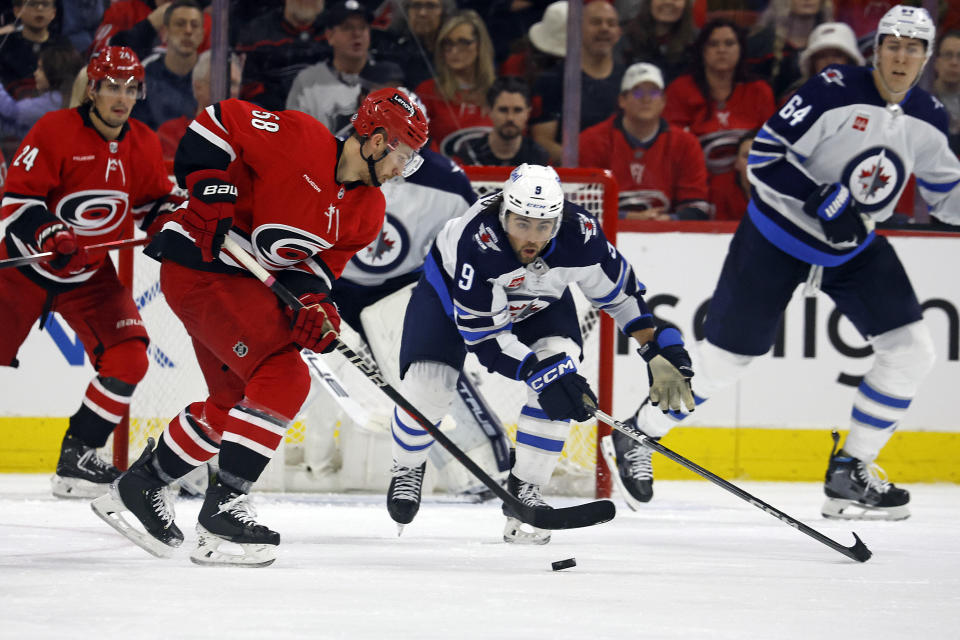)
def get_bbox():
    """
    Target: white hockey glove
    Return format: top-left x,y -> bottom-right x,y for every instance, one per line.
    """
637,327 -> 695,413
